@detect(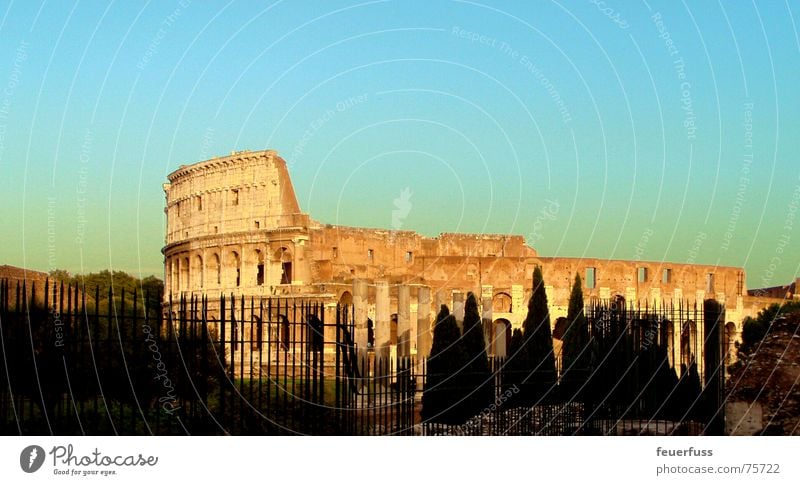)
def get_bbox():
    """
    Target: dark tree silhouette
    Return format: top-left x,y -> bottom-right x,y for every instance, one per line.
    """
521,267 -> 557,403
561,272 -> 590,400
461,292 -> 493,417
422,305 -> 469,424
